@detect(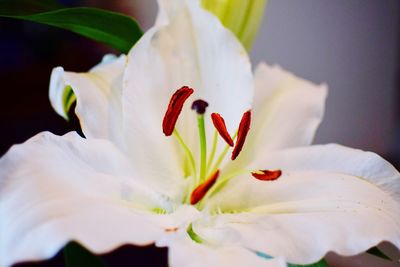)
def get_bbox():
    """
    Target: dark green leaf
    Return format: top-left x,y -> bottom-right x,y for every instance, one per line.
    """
366,246 -> 391,261
0,1 -> 143,53
64,241 -> 107,267
0,0 -> 62,15
287,258 -> 328,267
